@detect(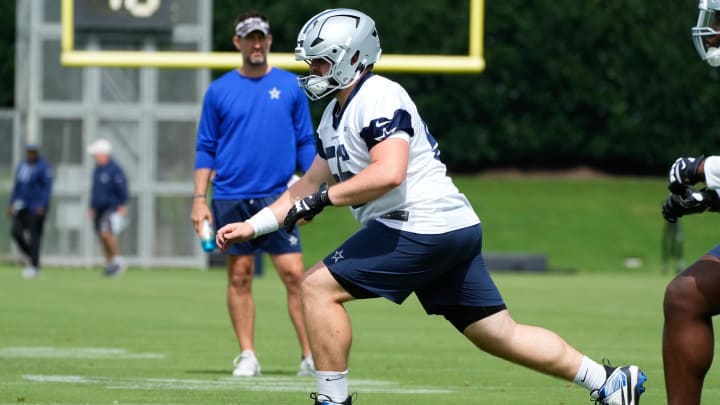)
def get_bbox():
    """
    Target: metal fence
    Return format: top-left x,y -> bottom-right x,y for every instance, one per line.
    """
9,0 -> 213,269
